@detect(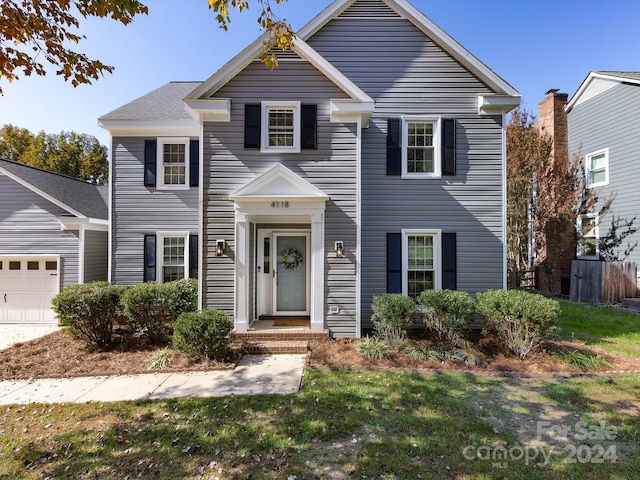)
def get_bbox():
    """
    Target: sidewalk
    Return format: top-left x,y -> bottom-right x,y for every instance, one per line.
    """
0,354 -> 306,405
